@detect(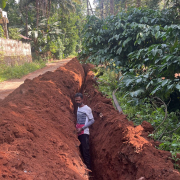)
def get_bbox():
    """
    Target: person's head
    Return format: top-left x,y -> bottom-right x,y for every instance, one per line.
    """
75,93 -> 83,107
